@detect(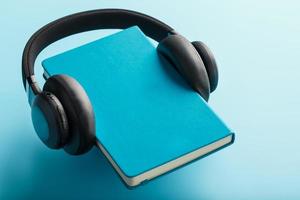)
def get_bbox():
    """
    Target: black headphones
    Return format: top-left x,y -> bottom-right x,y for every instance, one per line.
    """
22,9 -> 219,155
